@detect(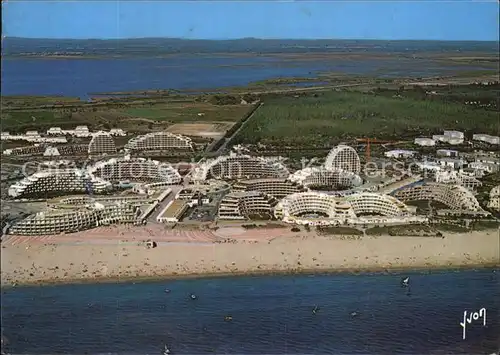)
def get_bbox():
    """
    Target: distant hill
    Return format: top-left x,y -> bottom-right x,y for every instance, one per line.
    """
2,37 -> 498,57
